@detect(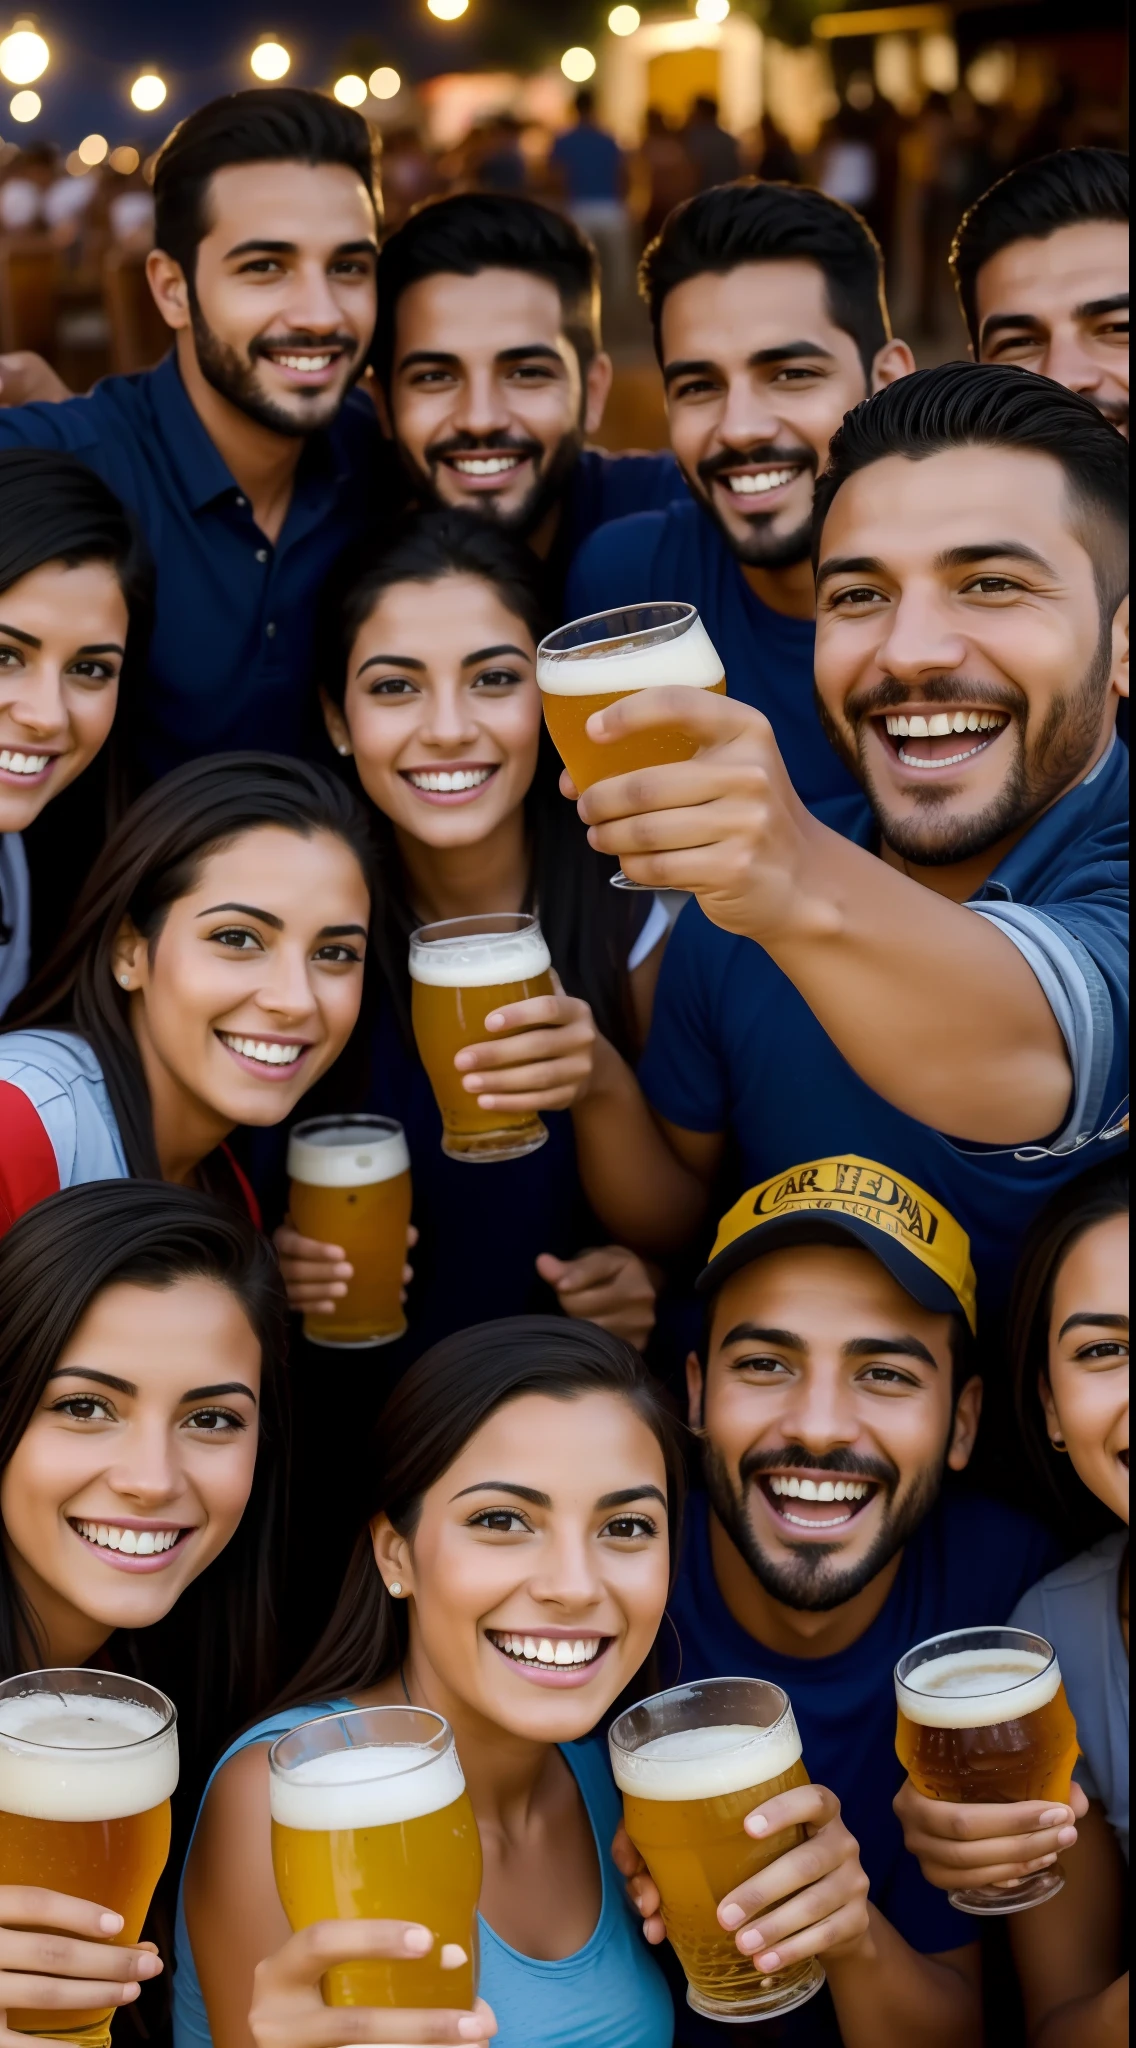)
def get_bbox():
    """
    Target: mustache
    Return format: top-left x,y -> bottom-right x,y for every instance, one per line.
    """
845,673 -> 1028,726
696,443 -> 817,492
426,431 -> 544,468
1086,394 -> 1129,431
250,330 -> 359,362
738,1443 -> 899,1492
